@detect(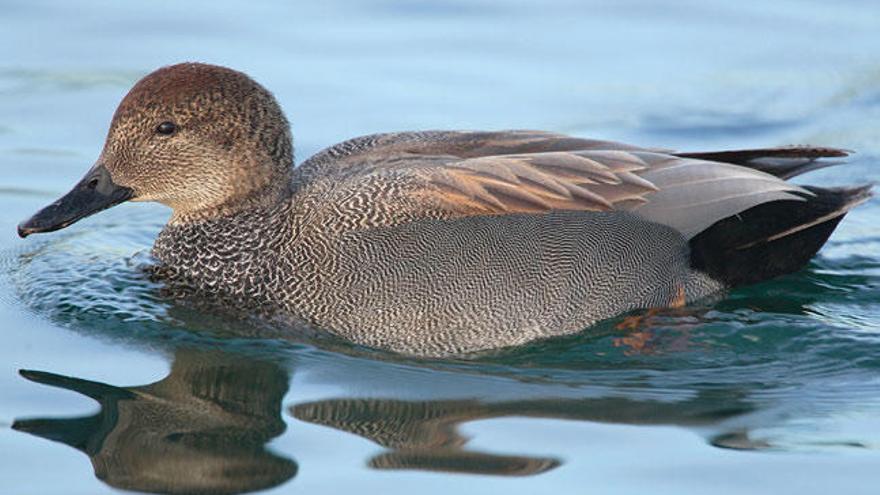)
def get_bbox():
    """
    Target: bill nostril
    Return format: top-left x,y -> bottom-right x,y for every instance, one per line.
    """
87,178 -> 99,190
